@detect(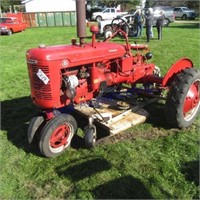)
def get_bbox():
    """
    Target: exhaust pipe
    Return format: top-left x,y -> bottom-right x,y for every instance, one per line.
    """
76,0 -> 87,46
